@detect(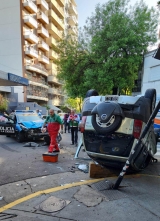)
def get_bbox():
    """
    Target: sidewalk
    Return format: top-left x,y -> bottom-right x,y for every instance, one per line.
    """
0,133 -> 160,220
